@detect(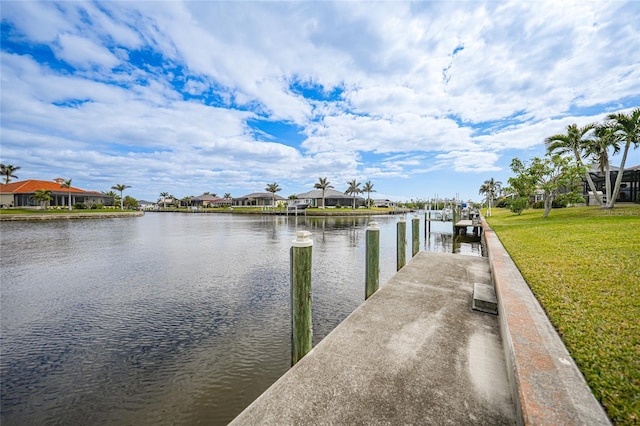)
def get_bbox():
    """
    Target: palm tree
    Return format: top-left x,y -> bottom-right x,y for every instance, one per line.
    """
345,179 -> 362,209
60,179 -> 73,211
159,192 -> 170,208
30,189 -> 52,209
1,163 -> 21,184
545,123 -> 601,206
585,125 -> 621,206
362,181 -> 376,208
314,177 -> 333,209
223,193 -> 231,199
111,184 -> 131,210
478,178 -> 502,217
605,108 -> 640,208
265,183 -> 281,208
